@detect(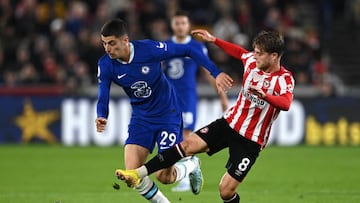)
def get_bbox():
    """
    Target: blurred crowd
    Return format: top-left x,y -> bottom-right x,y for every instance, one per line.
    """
0,0 -> 359,95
